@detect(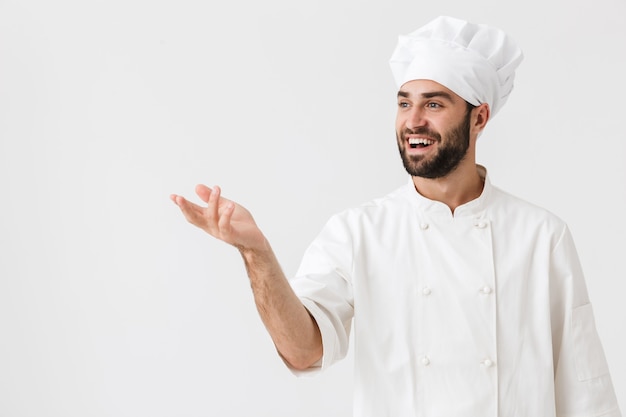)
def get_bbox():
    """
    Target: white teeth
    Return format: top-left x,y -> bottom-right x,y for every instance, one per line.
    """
408,138 -> 434,146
